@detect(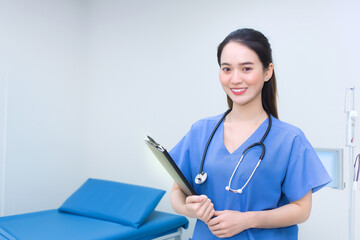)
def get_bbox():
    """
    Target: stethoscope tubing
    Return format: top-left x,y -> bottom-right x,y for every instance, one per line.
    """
199,109 -> 232,174
196,109 -> 272,194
